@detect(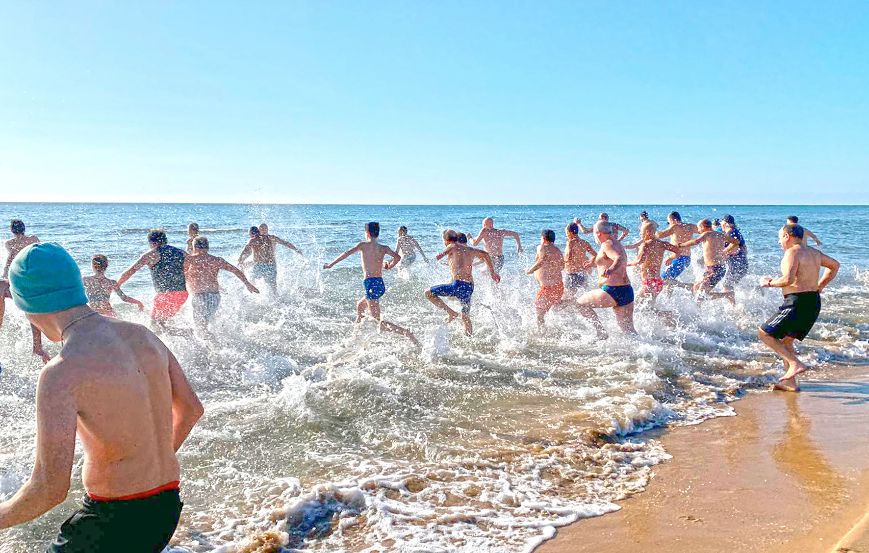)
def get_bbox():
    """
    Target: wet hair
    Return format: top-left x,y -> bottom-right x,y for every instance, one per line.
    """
639,210 -> 649,220
399,225 -> 408,234
668,211 -> 682,223
366,221 -> 380,238
542,229 -> 556,243
249,226 -> 261,237
783,223 -> 804,239
148,229 -> 168,245
699,219 -> 712,229
443,230 -> 458,242
10,219 -> 25,235
567,222 -> 579,235
722,214 -> 736,226
193,236 -> 209,249
787,215 -> 799,224
457,233 -> 468,244
91,254 -> 108,271
188,222 -> 199,233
